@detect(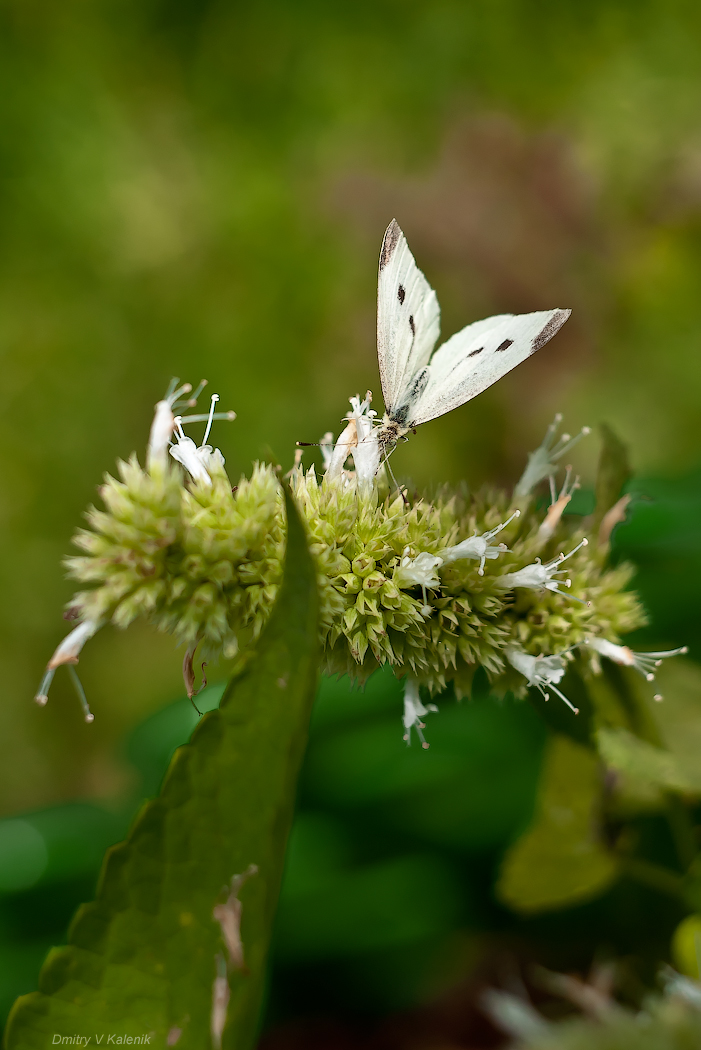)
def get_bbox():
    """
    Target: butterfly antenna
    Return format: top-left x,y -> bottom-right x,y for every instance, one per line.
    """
296,440 -> 358,449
